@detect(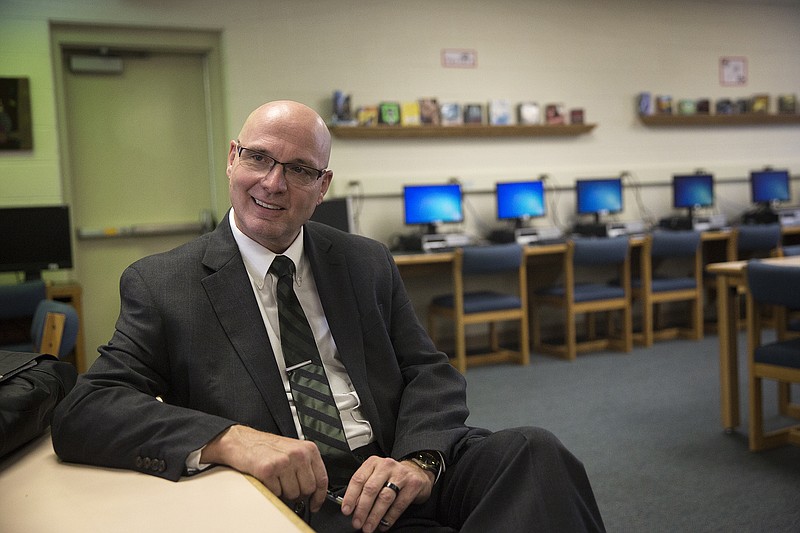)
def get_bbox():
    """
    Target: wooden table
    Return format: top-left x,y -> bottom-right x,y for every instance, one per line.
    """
0,433 -> 312,533
705,255 -> 800,432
